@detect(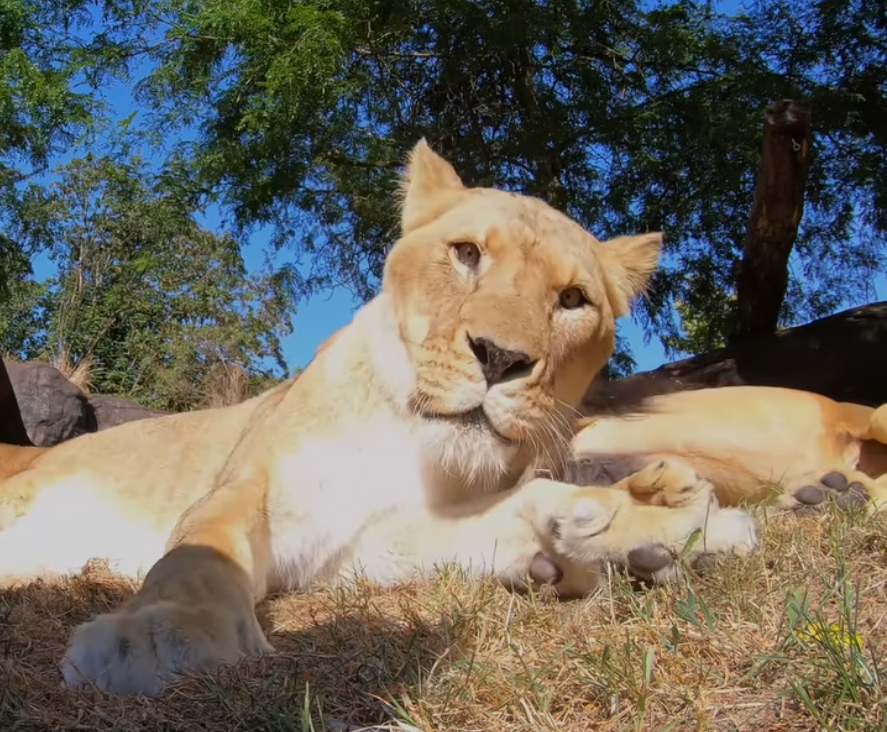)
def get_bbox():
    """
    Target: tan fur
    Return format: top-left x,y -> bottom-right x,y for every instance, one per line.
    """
572,386 -> 887,512
0,140 -> 757,696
